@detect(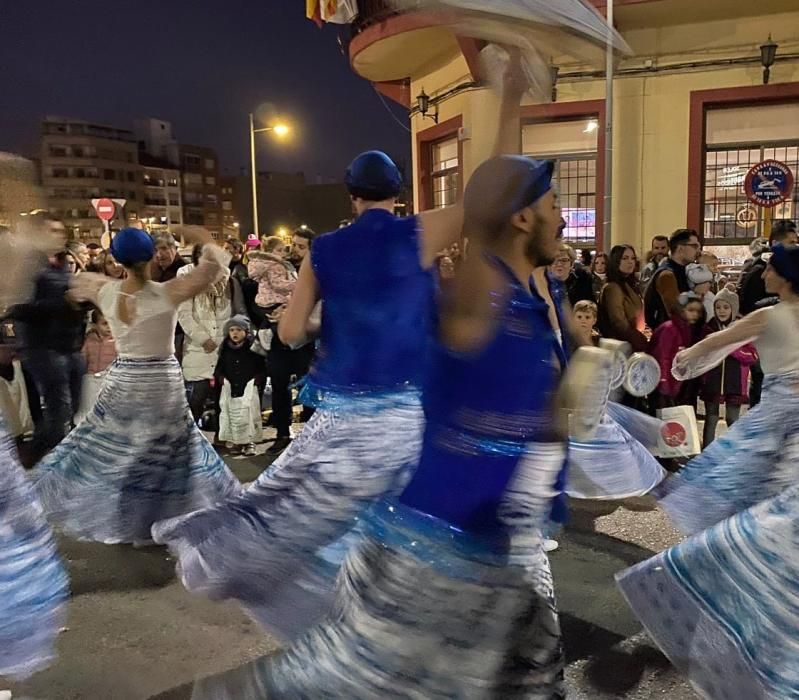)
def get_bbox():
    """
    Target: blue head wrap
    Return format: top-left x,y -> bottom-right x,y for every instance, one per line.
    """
345,151 -> 403,201
769,243 -> 799,292
504,156 -> 555,214
110,227 -> 156,266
